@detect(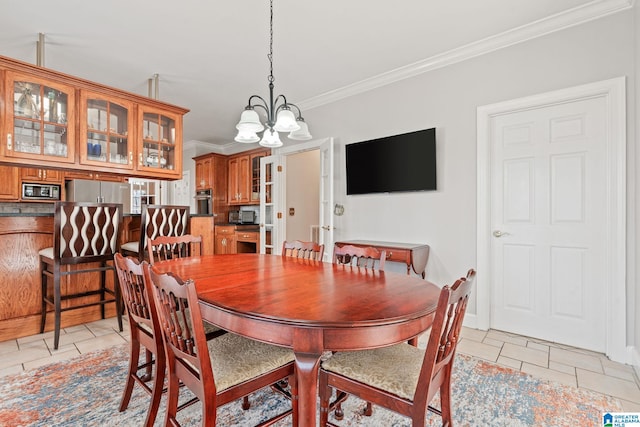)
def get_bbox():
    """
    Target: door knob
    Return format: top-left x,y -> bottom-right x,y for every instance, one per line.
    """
493,230 -> 510,238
